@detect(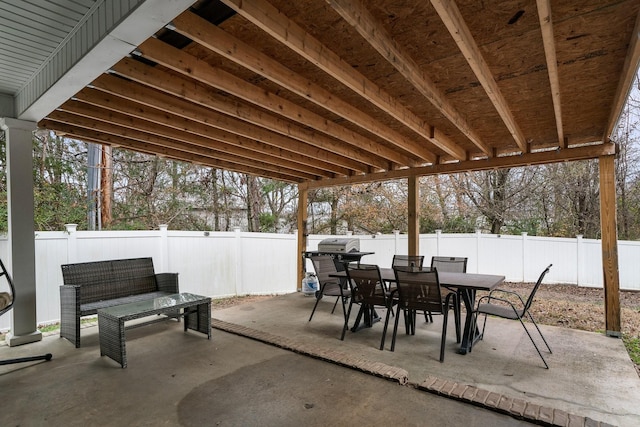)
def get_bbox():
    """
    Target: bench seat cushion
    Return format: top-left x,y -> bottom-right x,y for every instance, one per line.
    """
80,291 -> 173,315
